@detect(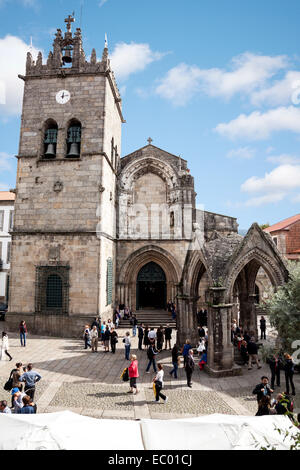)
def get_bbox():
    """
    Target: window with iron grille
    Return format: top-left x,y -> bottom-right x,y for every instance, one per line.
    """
106,258 -> 113,306
35,265 -> 69,315
46,274 -> 63,308
9,211 -> 14,230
